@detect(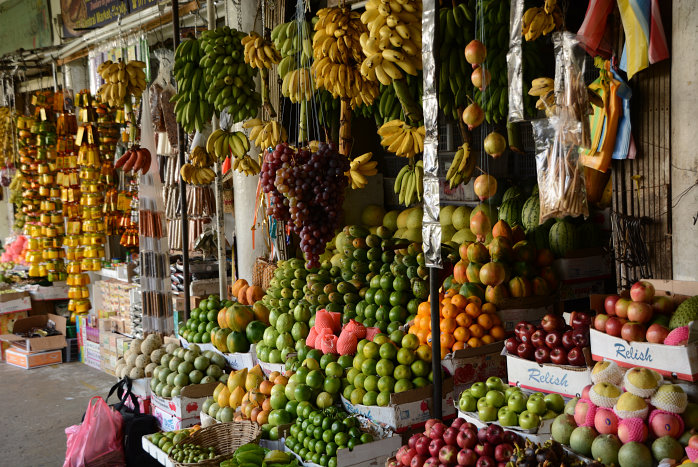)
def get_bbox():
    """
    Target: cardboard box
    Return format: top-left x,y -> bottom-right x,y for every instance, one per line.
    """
84,340 -> 102,370
559,279 -> 606,302
27,282 -> 70,301
0,290 -> 32,315
442,342 -> 506,396
151,382 -> 217,419
341,379 -> 456,432
0,313 -> 67,352
589,280 -> 698,381
179,336 -> 215,353
286,432 -> 402,467
152,405 -> 201,431
505,352 -> 592,398
190,279 -> 220,297
497,298 -> 554,332
5,347 -> 62,369
0,310 -> 28,360
553,252 -> 612,282
223,347 -> 257,371
259,360 -> 287,376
